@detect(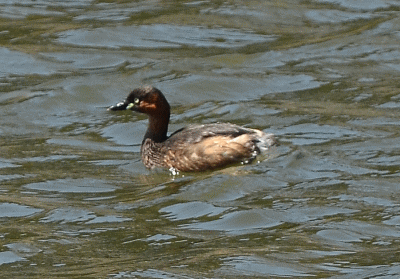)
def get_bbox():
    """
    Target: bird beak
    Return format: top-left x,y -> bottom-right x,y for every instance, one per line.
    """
108,101 -> 128,111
